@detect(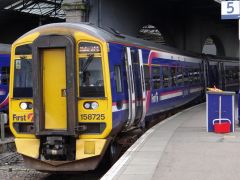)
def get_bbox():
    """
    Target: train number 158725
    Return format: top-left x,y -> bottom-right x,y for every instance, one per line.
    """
80,114 -> 105,120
